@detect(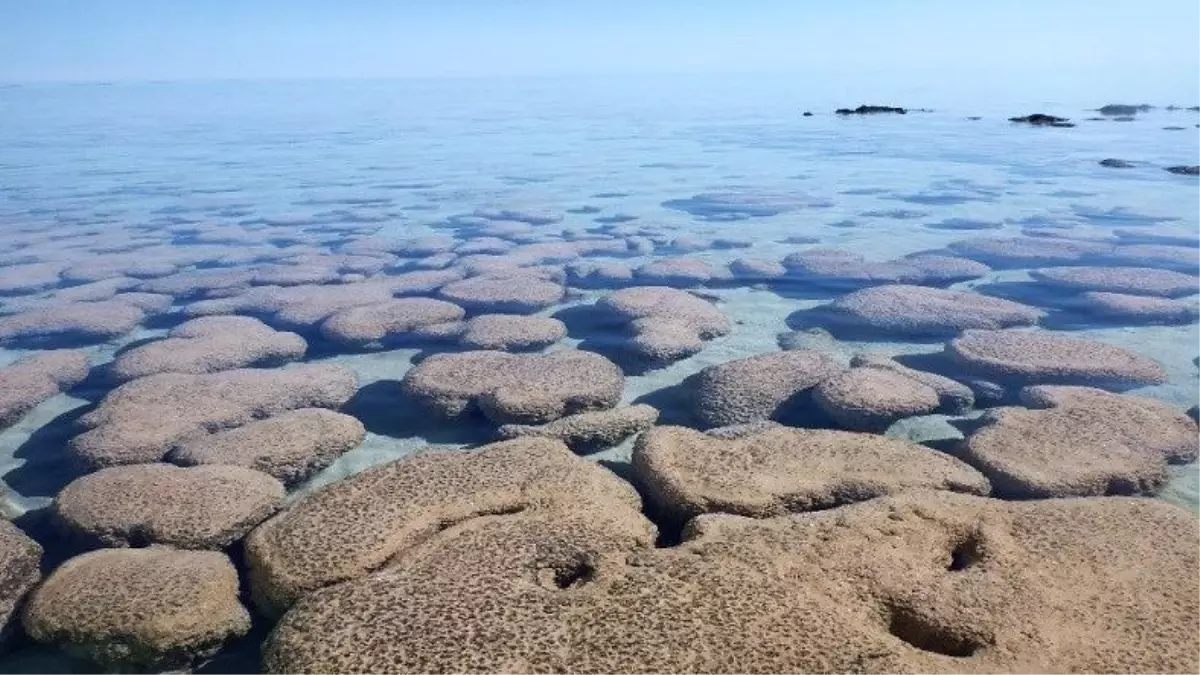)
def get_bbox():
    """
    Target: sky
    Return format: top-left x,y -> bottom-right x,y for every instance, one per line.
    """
1,0 -> 1197,101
